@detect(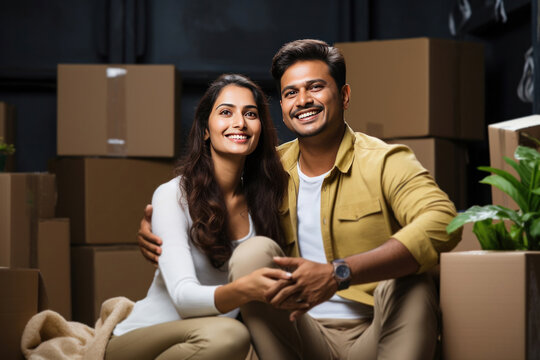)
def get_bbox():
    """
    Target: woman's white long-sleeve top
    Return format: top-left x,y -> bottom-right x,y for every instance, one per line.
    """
114,177 -> 254,336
